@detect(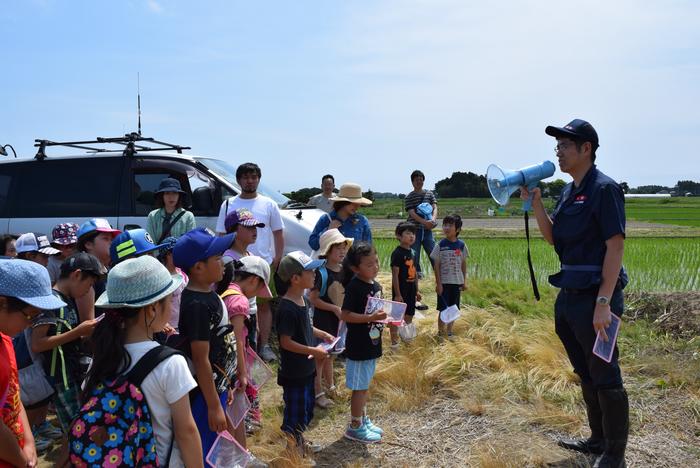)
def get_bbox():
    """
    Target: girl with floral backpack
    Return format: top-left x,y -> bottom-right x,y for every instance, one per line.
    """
71,256 -> 202,467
